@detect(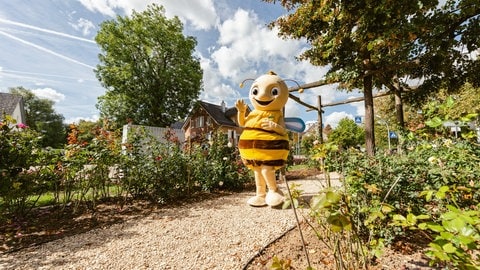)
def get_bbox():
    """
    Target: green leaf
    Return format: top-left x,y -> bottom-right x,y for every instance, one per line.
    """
425,117 -> 443,128
457,234 -> 476,246
381,203 -> 394,214
441,211 -> 459,220
442,218 -> 465,233
442,242 -> 457,253
416,214 -> 431,220
418,222 -> 427,230
282,199 -> 291,210
420,190 -> 434,202
445,96 -> 455,108
459,226 -> 475,237
392,214 -> 406,221
436,186 -> 450,199
439,231 -> 454,241
426,222 -> 445,232
406,213 -> 418,225
310,194 -> 327,210
327,212 -> 352,232
325,190 -> 341,204
292,198 -> 299,209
